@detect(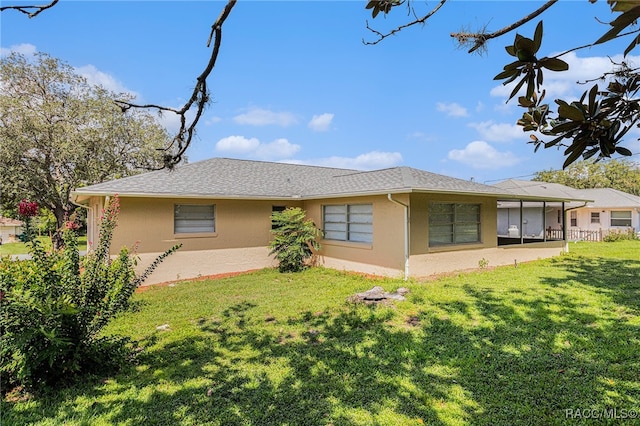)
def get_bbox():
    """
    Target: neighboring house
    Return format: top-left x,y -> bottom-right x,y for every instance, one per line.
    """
0,217 -> 24,243
72,158 -> 574,285
494,179 -> 640,241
